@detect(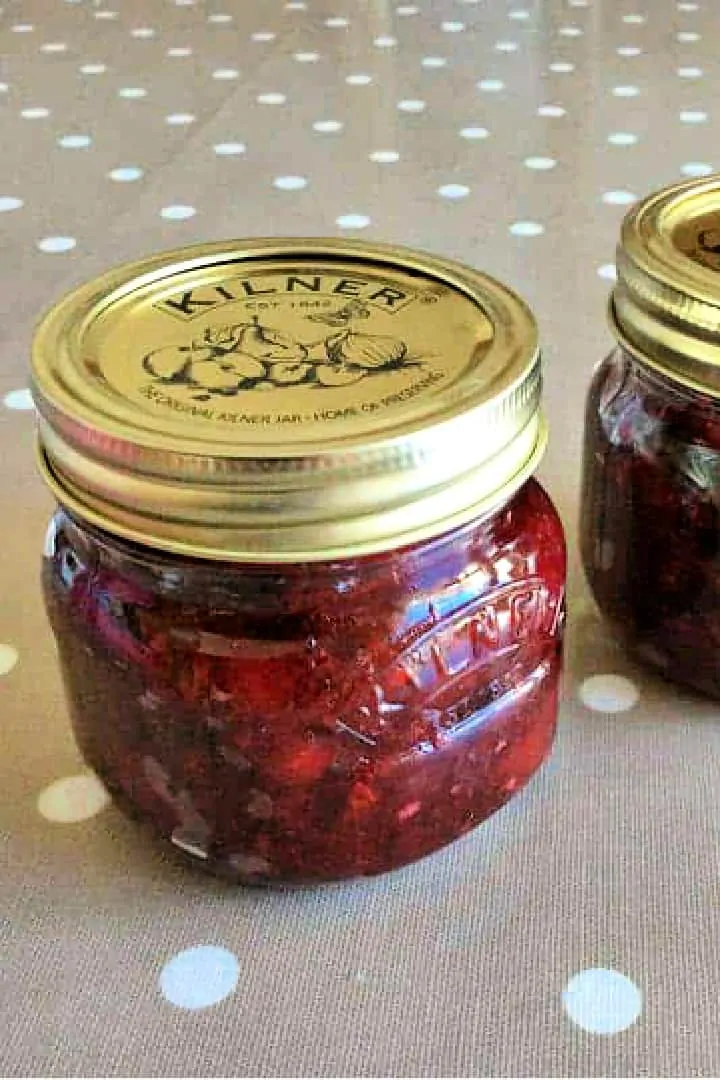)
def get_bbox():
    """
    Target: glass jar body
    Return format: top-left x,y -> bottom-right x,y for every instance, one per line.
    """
582,344 -> 720,698
43,479 -> 566,884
